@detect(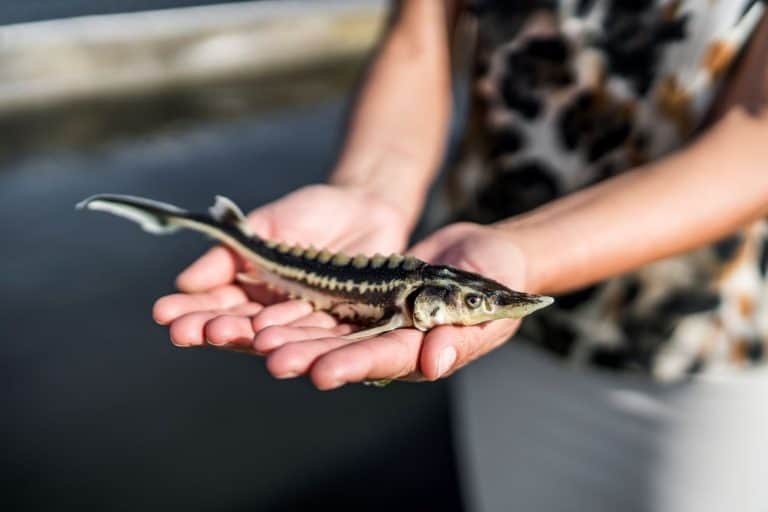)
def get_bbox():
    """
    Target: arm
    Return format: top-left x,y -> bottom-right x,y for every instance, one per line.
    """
501,14 -> 768,295
505,106 -> 768,295
330,0 -> 458,228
